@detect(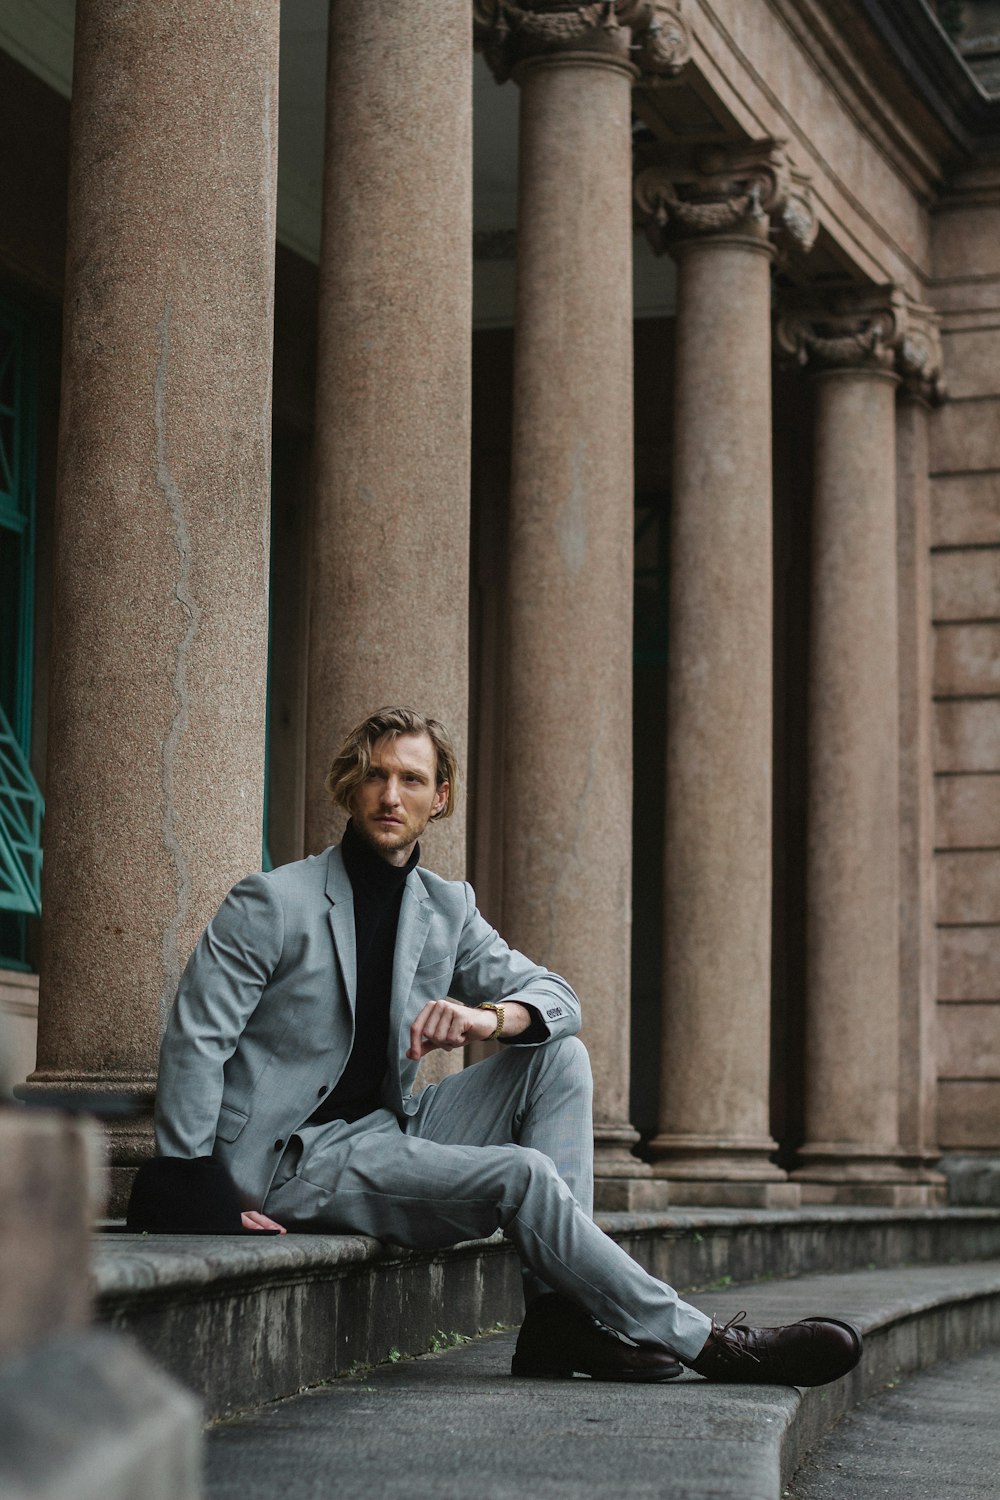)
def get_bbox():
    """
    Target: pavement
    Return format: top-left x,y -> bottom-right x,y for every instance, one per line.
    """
787,1344 -> 1000,1500
203,1267 -> 1000,1500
